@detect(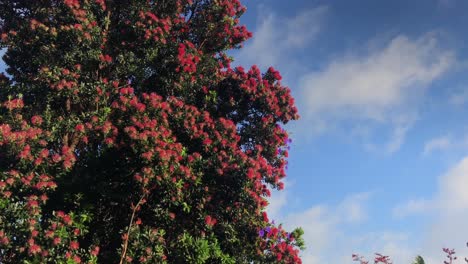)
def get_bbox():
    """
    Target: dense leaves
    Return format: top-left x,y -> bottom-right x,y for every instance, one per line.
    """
413,255 -> 425,264
0,0 -> 303,263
